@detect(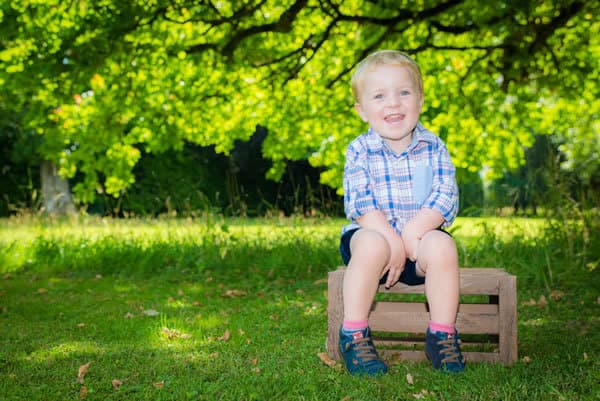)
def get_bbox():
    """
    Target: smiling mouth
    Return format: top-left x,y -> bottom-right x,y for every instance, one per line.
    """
384,113 -> 405,123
